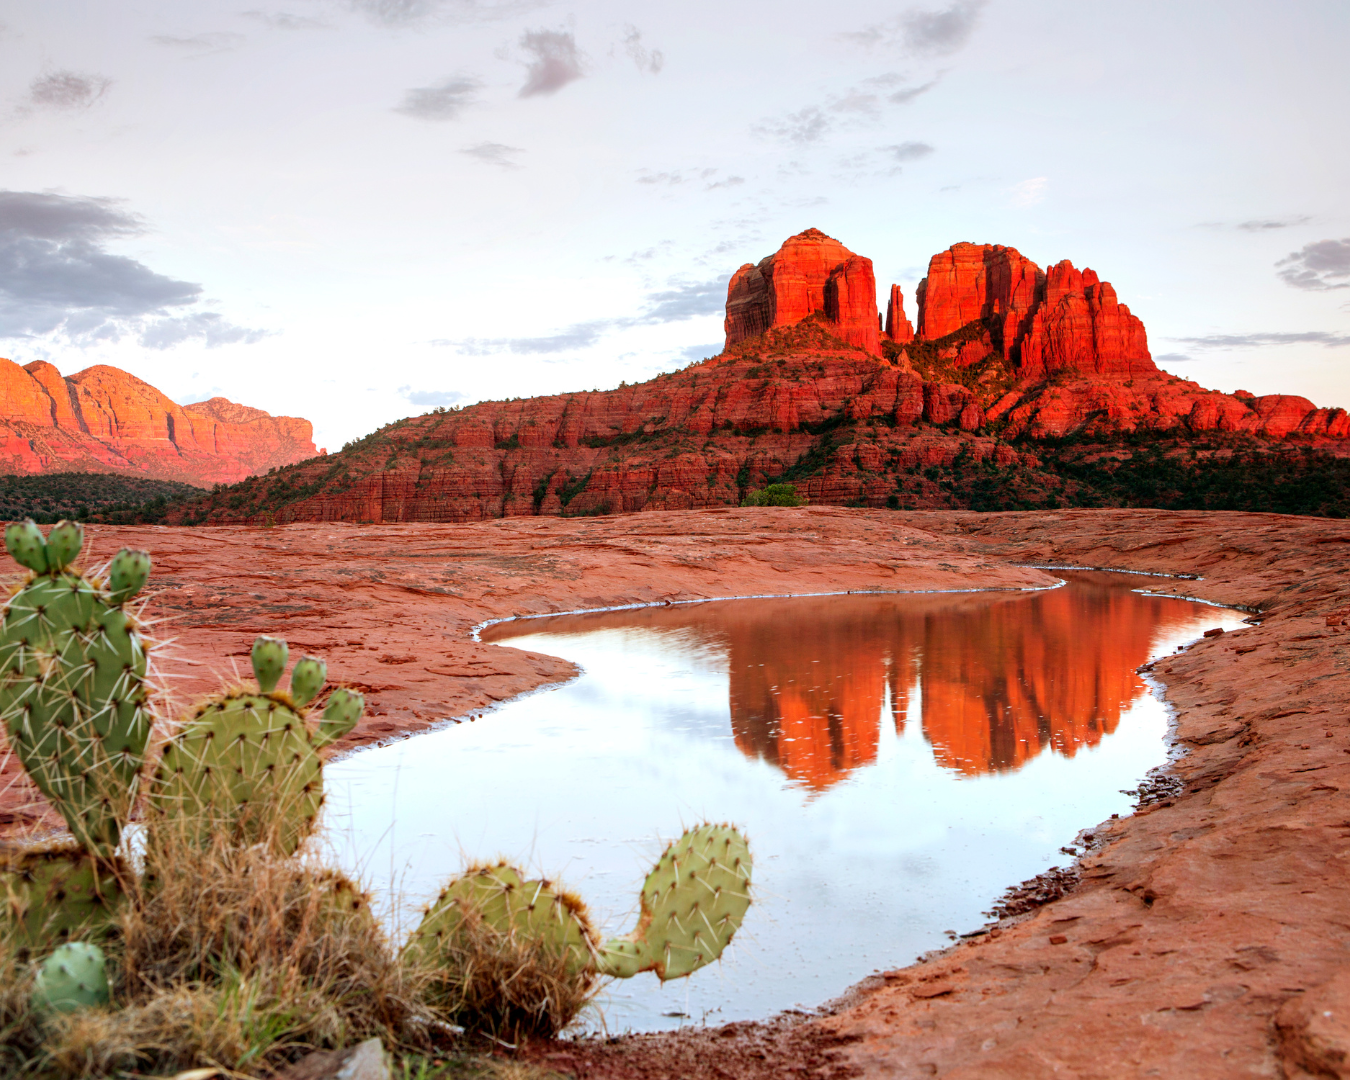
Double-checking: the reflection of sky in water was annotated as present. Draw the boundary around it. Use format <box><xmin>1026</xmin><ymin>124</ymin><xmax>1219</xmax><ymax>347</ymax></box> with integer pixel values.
<box><xmin>321</xmin><ymin>574</ymin><xmax>1248</xmax><ymax>1034</ymax></box>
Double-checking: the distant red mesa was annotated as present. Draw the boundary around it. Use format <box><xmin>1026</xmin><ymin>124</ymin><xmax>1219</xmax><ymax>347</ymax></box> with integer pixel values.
<box><xmin>0</xmin><ymin>359</ymin><xmax>318</xmax><ymax>486</ymax></box>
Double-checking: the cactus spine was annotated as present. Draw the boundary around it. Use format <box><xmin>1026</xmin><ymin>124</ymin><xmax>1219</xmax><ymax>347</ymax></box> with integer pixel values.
<box><xmin>0</xmin><ymin>520</ymin><xmax>153</xmax><ymax>855</ymax></box>
<box><xmin>149</xmin><ymin>635</ymin><xmax>363</xmax><ymax>855</ymax></box>
<box><xmin>32</xmin><ymin>941</ymin><xmax>111</xmax><ymax>1013</ymax></box>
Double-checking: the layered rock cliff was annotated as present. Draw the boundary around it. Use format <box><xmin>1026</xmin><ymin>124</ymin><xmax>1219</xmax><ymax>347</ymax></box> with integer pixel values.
<box><xmin>0</xmin><ymin>358</ymin><xmax>318</xmax><ymax>486</ymax></box>
<box><xmin>725</xmin><ymin>229</ymin><xmax>881</xmax><ymax>355</ymax></box>
<box><xmin>165</xmin><ymin>229</ymin><xmax>1350</xmax><ymax>525</ymax></box>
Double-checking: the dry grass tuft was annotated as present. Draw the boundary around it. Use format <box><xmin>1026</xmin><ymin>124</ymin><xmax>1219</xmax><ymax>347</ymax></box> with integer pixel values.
<box><xmin>421</xmin><ymin>903</ymin><xmax>598</xmax><ymax>1044</ymax></box>
<box><xmin>56</xmin><ymin>812</ymin><xmax>440</xmax><ymax>1076</ymax></box>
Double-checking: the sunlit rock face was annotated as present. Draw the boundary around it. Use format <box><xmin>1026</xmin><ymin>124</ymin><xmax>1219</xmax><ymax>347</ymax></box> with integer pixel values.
<box><xmin>724</xmin><ymin>578</ymin><xmax>1176</xmax><ymax>788</ymax></box>
<box><xmin>0</xmin><ymin>358</ymin><xmax>317</xmax><ymax>485</ymax></box>
<box><xmin>173</xmin><ymin>228</ymin><xmax>1350</xmax><ymax>524</ymax></box>
<box><xmin>724</xmin><ymin>228</ymin><xmax>881</xmax><ymax>355</ymax></box>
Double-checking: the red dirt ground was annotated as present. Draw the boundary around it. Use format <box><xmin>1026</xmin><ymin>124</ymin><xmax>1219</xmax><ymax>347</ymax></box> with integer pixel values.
<box><xmin>2</xmin><ymin>508</ymin><xmax>1347</xmax><ymax>1078</ymax></box>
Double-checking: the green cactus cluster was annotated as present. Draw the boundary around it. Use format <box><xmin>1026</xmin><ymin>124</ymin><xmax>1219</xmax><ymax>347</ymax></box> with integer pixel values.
<box><xmin>0</xmin><ymin>520</ymin><xmax>153</xmax><ymax>856</ymax></box>
<box><xmin>0</xmin><ymin>519</ymin><xmax>754</xmax><ymax>1035</ymax></box>
<box><xmin>148</xmin><ymin>636</ymin><xmax>363</xmax><ymax>855</ymax></box>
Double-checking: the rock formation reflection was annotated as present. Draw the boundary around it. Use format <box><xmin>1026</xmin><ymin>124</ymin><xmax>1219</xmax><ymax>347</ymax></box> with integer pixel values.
<box><xmin>486</xmin><ymin>572</ymin><xmax>1213</xmax><ymax>789</ymax></box>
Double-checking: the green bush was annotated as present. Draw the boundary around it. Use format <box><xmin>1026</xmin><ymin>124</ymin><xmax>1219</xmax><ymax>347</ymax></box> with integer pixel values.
<box><xmin>741</xmin><ymin>482</ymin><xmax>806</xmax><ymax>507</ymax></box>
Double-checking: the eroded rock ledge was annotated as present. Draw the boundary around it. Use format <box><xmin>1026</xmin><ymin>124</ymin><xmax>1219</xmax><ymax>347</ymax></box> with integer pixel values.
<box><xmin>1</xmin><ymin>508</ymin><xmax>1346</xmax><ymax>1078</ymax></box>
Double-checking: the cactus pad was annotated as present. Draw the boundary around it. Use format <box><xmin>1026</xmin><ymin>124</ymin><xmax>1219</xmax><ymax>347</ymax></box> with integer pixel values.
<box><xmin>5</xmin><ymin>521</ymin><xmax>48</xmax><ymax>573</ymax></box>
<box><xmin>597</xmin><ymin>823</ymin><xmax>752</xmax><ymax>981</ymax></box>
<box><xmin>107</xmin><ymin>548</ymin><xmax>150</xmax><ymax>606</ymax></box>
<box><xmin>290</xmin><ymin>656</ymin><xmax>326</xmax><ymax>708</ymax></box>
<box><xmin>251</xmin><ymin>636</ymin><xmax>288</xmax><ymax>694</ymax></box>
<box><xmin>45</xmin><ymin>521</ymin><xmax>83</xmax><ymax>573</ymax></box>
<box><xmin>32</xmin><ymin>941</ymin><xmax>110</xmax><ymax>1013</ymax></box>
<box><xmin>150</xmin><ymin>692</ymin><xmax>323</xmax><ymax>855</ymax></box>
<box><xmin>0</xmin><ymin>523</ymin><xmax>154</xmax><ymax>855</ymax></box>
<box><xmin>0</xmin><ymin>843</ymin><xmax>125</xmax><ymax>952</ymax></box>
<box><xmin>316</xmin><ymin>686</ymin><xmax>363</xmax><ymax>748</ymax></box>
<box><xmin>405</xmin><ymin>861</ymin><xmax>598</xmax><ymax>979</ymax></box>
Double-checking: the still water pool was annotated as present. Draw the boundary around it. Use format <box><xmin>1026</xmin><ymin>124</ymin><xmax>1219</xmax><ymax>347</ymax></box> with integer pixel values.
<box><xmin>320</xmin><ymin>572</ymin><xmax>1246</xmax><ymax>1033</ymax></box>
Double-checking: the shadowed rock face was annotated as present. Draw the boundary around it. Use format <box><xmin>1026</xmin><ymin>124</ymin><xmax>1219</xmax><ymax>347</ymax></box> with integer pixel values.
<box><xmin>0</xmin><ymin>358</ymin><xmax>318</xmax><ymax>485</ymax></box>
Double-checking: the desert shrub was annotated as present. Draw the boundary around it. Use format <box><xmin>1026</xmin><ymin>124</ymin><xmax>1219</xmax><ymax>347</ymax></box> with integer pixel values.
<box><xmin>741</xmin><ymin>482</ymin><xmax>806</xmax><ymax>507</ymax></box>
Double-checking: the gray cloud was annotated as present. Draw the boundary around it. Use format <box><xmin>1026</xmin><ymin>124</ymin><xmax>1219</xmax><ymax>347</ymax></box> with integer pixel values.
<box><xmin>23</xmin><ymin>71</ymin><xmax>111</xmax><ymax>111</ymax></box>
<box><xmin>433</xmin><ymin>276</ymin><xmax>727</xmax><ymax>355</ymax></box>
<box><xmin>349</xmin><ymin>0</ymin><xmax>443</xmax><ymax>24</ymax></box>
<box><xmin>1276</xmin><ymin>238</ymin><xmax>1350</xmax><ymax>291</ymax></box>
<box><xmin>888</xmin><ymin>76</ymin><xmax>940</xmax><ymax>103</ymax></box>
<box><xmin>1172</xmin><ymin>330</ymin><xmax>1350</xmax><ymax>349</ymax></box>
<box><xmin>0</xmin><ymin>190</ymin><xmax>265</xmax><ymax>347</ymax></box>
<box><xmin>842</xmin><ymin>2</ymin><xmax>986</xmax><ymax>56</ymax></box>
<box><xmin>240</xmin><ymin>10</ymin><xmax>330</xmax><ymax>29</ymax></box>
<box><xmin>902</xmin><ymin>1</ymin><xmax>987</xmax><ymax>55</ymax></box>
<box><xmin>395</xmin><ymin>76</ymin><xmax>481</xmax><ymax>121</ymax></box>
<box><xmin>518</xmin><ymin>29</ymin><xmax>584</xmax><ymax>96</ymax></box>
<box><xmin>349</xmin><ymin>0</ymin><xmax>539</xmax><ymax>26</ymax></box>
<box><xmin>753</xmin><ymin>106</ymin><xmax>831</xmax><ymax>145</ymax></box>
<box><xmin>884</xmin><ymin>141</ymin><xmax>934</xmax><ymax>161</ymax></box>
<box><xmin>636</xmin><ymin>168</ymin><xmax>742</xmax><ymax>191</ymax></box>
<box><xmin>621</xmin><ymin>26</ymin><xmax>663</xmax><ymax>74</ymax></box>
<box><xmin>1237</xmin><ymin>216</ymin><xmax>1311</xmax><ymax>231</ymax></box>
<box><xmin>459</xmin><ymin>141</ymin><xmax>523</xmax><ymax>168</ymax></box>
<box><xmin>150</xmin><ymin>32</ymin><xmax>245</xmax><ymax>51</ymax></box>
<box><xmin>438</xmin><ymin>320</ymin><xmax>608</xmax><ymax>354</ymax></box>
<box><xmin>830</xmin><ymin>90</ymin><xmax>881</xmax><ymax>116</ymax></box>
<box><xmin>642</xmin><ymin>278</ymin><xmax>727</xmax><ymax>321</ymax></box>
<box><xmin>1154</xmin><ymin>352</ymin><xmax>1194</xmax><ymax>363</ymax></box>
<box><xmin>139</xmin><ymin>312</ymin><xmax>269</xmax><ymax>349</ymax></box>
<box><xmin>677</xmin><ymin>342</ymin><xmax>722</xmax><ymax>363</ymax></box>
<box><xmin>399</xmin><ymin>385</ymin><xmax>466</xmax><ymax>406</ymax></box>
<box><xmin>855</xmin><ymin>71</ymin><xmax>941</xmax><ymax>104</ymax></box>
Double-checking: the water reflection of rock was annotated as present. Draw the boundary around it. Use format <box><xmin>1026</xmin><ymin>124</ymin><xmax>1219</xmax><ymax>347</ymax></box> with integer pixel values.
<box><xmin>724</xmin><ymin>575</ymin><xmax>1176</xmax><ymax>787</ymax></box>
<box><xmin>492</xmin><ymin>574</ymin><xmax>1200</xmax><ymax>790</ymax></box>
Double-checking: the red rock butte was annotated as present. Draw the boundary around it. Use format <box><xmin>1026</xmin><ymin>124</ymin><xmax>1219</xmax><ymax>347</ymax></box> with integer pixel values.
<box><xmin>725</xmin><ymin>228</ymin><xmax>882</xmax><ymax>355</ymax></box>
<box><xmin>168</xmin><ymin>228</ymin><xmax>1350</xmax><ymax>525</ymax></box>
<box><xmin>0</xmin><ymin>359</ymin><xmax>319</xmax><ymax>486</ymax></box>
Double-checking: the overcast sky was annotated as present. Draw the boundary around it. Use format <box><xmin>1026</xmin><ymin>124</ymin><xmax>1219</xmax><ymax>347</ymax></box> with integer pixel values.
<box><xmin>0</xmin><ymin>0</ymin><xmax>1346</xmax><ymax>451</ymax></box>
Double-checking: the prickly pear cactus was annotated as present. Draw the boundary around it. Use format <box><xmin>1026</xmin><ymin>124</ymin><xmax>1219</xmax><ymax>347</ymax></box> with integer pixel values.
<box><xmin>597</xmin><ymin>823</ymin><xmax>752</xmax><ymax>980</ymax></box>
<box><xmin>31</xmin><ymin>941</ymin><xmax>110</xmax><ymax>1013</ymax></box>
<box><xmin>0</xmin><ymin>843</ymin><xmax>126</xmax><ymax>952</ymax></box>
<box><xmin>149</xmin><ymin>636</ymin><xmax>363</xmax><ymax>855</ymax></box>
<box><xmin>405</xmin><ymin>861</ymin><xmax>599</xmax><ymax>981</ymax></box>
<box><xmin>408</xmin><ymin>823</ymin><xmax>753</xmax><ymax>994</ymax></box>
<box><xmin>0</xmin><ymin>520</ymin><xmax>153</xmax><ymax>855</ymax></box>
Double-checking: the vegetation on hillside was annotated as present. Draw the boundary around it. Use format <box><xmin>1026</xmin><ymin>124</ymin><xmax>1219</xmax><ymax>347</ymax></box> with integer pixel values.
<box><xmin>0</xmin><ymin>474</ymin><xmax>202</xmax><ymax>525</ymax></box>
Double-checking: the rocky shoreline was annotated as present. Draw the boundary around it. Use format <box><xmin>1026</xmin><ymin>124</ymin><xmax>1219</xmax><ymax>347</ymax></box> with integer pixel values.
<box><xmin>2</xmin><ymin>507</ymin><xmax>1345</xmax><ymax>1077</ymax></box>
